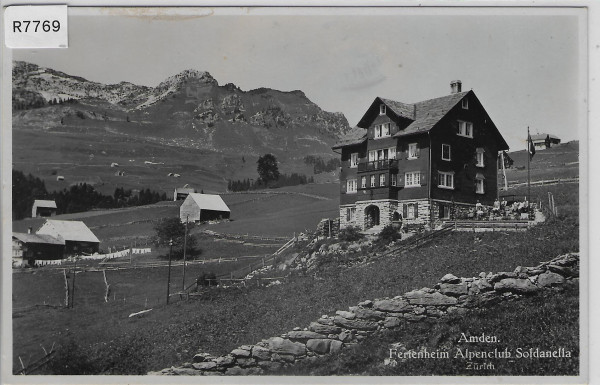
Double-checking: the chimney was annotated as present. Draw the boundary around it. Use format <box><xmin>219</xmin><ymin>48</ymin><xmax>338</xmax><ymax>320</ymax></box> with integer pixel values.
<box><xmin>450</xmin><ymin>80</ymin><xmax>462</xmax><ymax>94</ymax></box>
<box><xmin>28</xmin><ymin>227</ymin><xmax>32</xmax><ymax>234</ymax></box>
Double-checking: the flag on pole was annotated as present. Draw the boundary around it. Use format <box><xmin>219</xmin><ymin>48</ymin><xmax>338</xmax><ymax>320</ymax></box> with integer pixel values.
<box><xmin>527</xmin><ymin>133</ymin><xmax>536</xmax><ymax>160</ymax></box>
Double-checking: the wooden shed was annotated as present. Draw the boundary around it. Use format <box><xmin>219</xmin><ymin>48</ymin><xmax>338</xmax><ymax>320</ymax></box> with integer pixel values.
<box><xmin>180</xmin><ymin>193</ymin><xmax>231</xmax><ymax>223</ymax></box>
<box><xmin>36</xmin><ymin>219</ymin><xmax>100</xmax><ymax>257</ymax></box>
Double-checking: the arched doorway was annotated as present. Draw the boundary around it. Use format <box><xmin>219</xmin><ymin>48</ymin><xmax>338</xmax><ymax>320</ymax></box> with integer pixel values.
<box><xmin>364</xmin><ymin>205</ymin><xmax>380</xmax><ymax>229</ymax></box>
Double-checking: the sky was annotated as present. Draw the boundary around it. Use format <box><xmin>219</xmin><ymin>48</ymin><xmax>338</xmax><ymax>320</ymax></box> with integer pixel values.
<box><xmin>12</xmin><ymin>7</ymin><xmax>585</xmax><ymax>151</ymax></box>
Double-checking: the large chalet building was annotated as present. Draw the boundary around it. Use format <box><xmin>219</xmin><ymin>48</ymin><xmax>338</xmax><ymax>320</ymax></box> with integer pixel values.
<box><xmin>333</xmin><ymin>81</ymin><xmax>509</xmax><ymax>231</ymax></box>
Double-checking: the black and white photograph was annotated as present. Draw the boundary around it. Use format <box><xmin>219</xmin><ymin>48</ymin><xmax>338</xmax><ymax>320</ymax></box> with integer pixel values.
<box><xmin>1</xmin><ymin>3</ymin><xmax>591</xmax><ymax>382</ymax></box>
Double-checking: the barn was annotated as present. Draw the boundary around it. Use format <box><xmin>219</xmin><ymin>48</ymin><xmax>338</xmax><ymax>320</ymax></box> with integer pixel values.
<box><xmin>36</xmin><ymin>219</ymin><xmax>100</xmax><ymax>257</ymax></box>
<box><xmin>180</xmin><ymin>193</ymin><xmax>231</xmax><ymax>223</ymax></box>
<box><xmin>12</xmin><ymin>232</ymin><xmax>65</xmax><ymax>267</ymax></box>
<box><xmin>31</xmin><ymin>199</ymin><xmax>57</xmax><ymax>218</ymax></box>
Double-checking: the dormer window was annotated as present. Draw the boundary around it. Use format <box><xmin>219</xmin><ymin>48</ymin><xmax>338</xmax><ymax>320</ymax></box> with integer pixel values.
<box><xmin>462</xmin><ymin>98</ymin><xmax>469</xmax><ymax>109</ymax></box>
<box><xmin>374</xmin><ymin>123</ymin><xmax>391</xmax><ymax>139</ymax></box>
<box><xmin>380</xmin><ymin>104</ymin><xmax>386</xmax><ymax>115</ymax></box>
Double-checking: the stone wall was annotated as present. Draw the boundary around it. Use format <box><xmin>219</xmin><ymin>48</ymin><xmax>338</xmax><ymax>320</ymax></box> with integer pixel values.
<box><xmin>151</xmin><ymin>252</ymin><xmax>579</xmax><ymax>376</ymax></box>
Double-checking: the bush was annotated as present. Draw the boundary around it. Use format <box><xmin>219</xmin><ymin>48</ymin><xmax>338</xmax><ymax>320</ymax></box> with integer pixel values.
<box><xmin>196</xmin><ymin>272</ymin><xmax>218</xmax><ymax>287</ymax></box>
<box><xmin>338</xmin><ymin>226</ymin><xmax>364</xmax><ymax>242</ymax></box>
<box><xmin>378</xmin><ymin>224</ymin><xmax>402</xmax><ymax>243</ymax></box>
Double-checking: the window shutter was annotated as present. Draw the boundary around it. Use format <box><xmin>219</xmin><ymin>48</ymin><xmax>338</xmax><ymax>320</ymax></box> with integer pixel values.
<box><xmin>420</xmin><ymin>172</ymin><xmax>427</xmax><ymax>186</ymax></box>
<box><xmin>414</xmin><ymin>202</ymin><xmax>419</xmax><ymax>217</ymax></box>
<box><xmin>403</xmin><ymin>204</ymin><xmax>407</xmax><ymax>218</ymax></box>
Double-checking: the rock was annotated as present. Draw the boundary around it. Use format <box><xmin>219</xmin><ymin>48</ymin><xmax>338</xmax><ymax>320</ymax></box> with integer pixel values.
<box><xmin>214</xmin><ymin>355</ymin><xmax>235</xmax><ymax>367</ymax></box>
<box><xmin>236</xmin><ymin>357</ymin><xmax>257</xmax><ymax>368</ymax></box>
<box><xmin>353</xmin><ymin>307</ymin><xmax>386</xmax><ymax>320</ymax></box>
<box><xmin>251</xmin><ymin>346</ymin><xmax>271</xmax><ymax>361</ymax></box>
<box><xmin>317</xmin><ymin>317</ymin><xmax>334</xmax><ymax>326</ymax></box>
<box><xmin>193</xmin><ymin>353</ymin><xmax>214</xmax><ymax>363</ymax></box>
<box><xmin>402</xmin><ymin>313</ymin><xmax>426</xmax><ymax>322</ymax></box>
<box><xmin>373</xmin><ymin>298</ymin><xmax>412</xmax><ymax>312</ymax></box>
<box><xmin>171</xmin><ymin>367</ymin><xmax>204</xmax><ymax>375</ymax></box>
<box><xmin>479</xmin><ymin>272</ymin><xmax>487</xmax><ymax>278</ymax></box>
<box><xmin>536</xmin><ymin>271</ymin><xmax>566</xmax><ymax>287</ymax></box>
<box><xmin>293</xmin><ymin>327</ymin><xmax>302</xmax><ymax>331</ymax></box>
<box><xmin>306</xmin><ymin>339</ymin><xmax>333</xmax><ymax>354</ymax></box>
<box><xmin>425</xmin><ymin>307</ymin><xmax>445</xmax><ymax>317</ymax></box>
<box><xmin>324</xmin><ymin>341</ymin><xmax>340</xmax><ymax>355</ymax></box>
<box><xmin>309</xmin><ymin>322</ymin><xmax>342</xmax><ymax>334</ymax></box>
<box><xmin>439</xmin><ymin>282</ymin><xmax>469</xmax><ymax>297</ymax></box>
<box><xmin>336</xmin><ymin>310</ymin><xmax>356</xmax><ymax>319</ymax></box>
<box><xmin>404</xmin><ymin>290</ymin><xmax>458</xmax><ymax>306</ymax></box>
<box><xmin>268</xmin><ymin>337</ymin><xmax>307</xmax><ymax>356</ymax></box>
<box><xmin>338</xmin><ymin>330</ymin><xmax>354</xmax><ymax>342</ymax></box>
<box><xmin>225</xmin><ymin>366</ymin><xmax>262</xmax><ymax>375</ymax></box>
<box><xmin>463</xmin><ymin>291</ymin><xmax>502</xmax><ymax>308</ymax></box>
<box><xmin>383</xmin><ymin>316</ymin><xmax>401</xmax><ymax>328</ymax></box>
<box><xmin>488</xmin><ymin>272</ymin><xmax>518</xmax><ymax>283</ymax></box>
<box><xmin>358</xmin><ymin>300</ymin><xmax>373</xmax><ymax>307</ymax></box>
<box><xmin>494</xmin><ymin>278</ymin><xmax>539</xmax><ymax>294</ymax></box>
<box><xmin>231</xmin><ymin>348</ymin><xmax>251</xmax><ymax>358</ymax></box>
<box><xmin>413</xmin><ymin>306</ymin><xmax>426</xmax><ymax>315</ymax></box>
<box><xmin>334</xmin><ymin>315</ymin><xmax>378</xmax><ymax>331</ymax></box>
<box><xmin>271</xmin><ymin>353</ymin><xmax>296</xmax><ymax>363</ymax></box>
<box><xmin>287</xmin><ymin>330</ymin><xmax>327</xmax><ymax>340</ymax></box>
<box><xmin>446</xmin><ymin>306</ymin><xmax>468</xmax><ymax>316</ymax></box>
<box><xmin>472</xmin><ymin>278</ymin><xmax>493</xmax><ymax>292</ymax></box>
<box><xmin>192</xmin><ymin>361</ymin><xmax>217</xmax><ymax>371</ymax></box>
<box><xmin>548</xmin><ymin>264</ymin><xmax>577</xmax><ymax>278</ymax></box>
<box><xmin>440</xmin><ymin>273</ymin><xmax>461</xmax><ymax>284</ymax></box>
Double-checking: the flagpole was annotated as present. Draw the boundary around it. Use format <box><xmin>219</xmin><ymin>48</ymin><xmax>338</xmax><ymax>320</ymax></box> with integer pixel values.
<box><xmin>527</xmin><ymin>126</ymin><xmax>531</xmax><ymax>203</ymax></box>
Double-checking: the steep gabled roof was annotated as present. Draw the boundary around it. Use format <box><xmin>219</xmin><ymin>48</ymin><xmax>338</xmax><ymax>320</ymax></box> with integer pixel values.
<box><xmin>36</xmin><ymin>220</ymin><xmax>100</xmax><ymax>243</ymax></box>
<box><xmin>12</xmin><ymin>232</ymin><xmax>65</xmax><ymax>245</ymax></box>
<box><xmin>379</xmin><ymin>98</ymin><xmax>415</xmax><ymax>120</ymax></box>
<box><xmin>531</xmin><ymin>133</ymin><xmax>560</xmax><ymax>141</ymax></box>
<box><xmin>332</xmin><ymin>126</ymin><xmax>367</xmax><ymax>149</ymax></box>
<box><xmin>393</xmin><ymin>91</ymin><xmax>470</xmax><ymax>137</ymax></box>
<box><xmin>186</xmin><ymin>193</ymin><xmax>230</xmax><ymax>212</ymax></box>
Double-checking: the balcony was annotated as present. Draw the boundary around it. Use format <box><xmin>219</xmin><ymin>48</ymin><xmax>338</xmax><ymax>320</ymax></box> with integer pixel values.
<box><xmin>357</xmin><ymin>159</ymin><xmax>398</xmax><ymax>173</ymax></box>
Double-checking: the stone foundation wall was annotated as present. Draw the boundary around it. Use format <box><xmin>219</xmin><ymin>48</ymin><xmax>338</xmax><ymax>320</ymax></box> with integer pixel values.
<box><xmin>151</xmin><ymin>252</ymin><xmax>579</xmax><ymax>376</ymax></box>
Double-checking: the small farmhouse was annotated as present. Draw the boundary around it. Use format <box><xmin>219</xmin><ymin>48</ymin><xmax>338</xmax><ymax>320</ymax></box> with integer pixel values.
<box><xmin>174</xmin><ymin>186</ymin><xmax>196</xmax><ymax>201</ymax></box>
<box><xmin>36</xmin><ymin>219</ymin><xmax>100</xmax><ymax>257</ymax></box>
<box><xmin>333</xmin><ymin>80</ymin><xmax>509</xmax><ymax>231</ymax></box>
<box><xmin>12</xmin><ymin>232</ymin><xmax>65</xmax><ymax>267</ymax></box>
<box><xmin>531</xmin><ymin>134</ymin><xmax>561</xmax><ymax>150</ymax></box>
<box><xmin>180</xmin><ymin>193</ymin><xmax>231</xmax><ymax>223</ymax></box>
<box><xmin>31</xmin><ymin>199</ymin><xmax>57</xmax><ymax>218</ymax></box>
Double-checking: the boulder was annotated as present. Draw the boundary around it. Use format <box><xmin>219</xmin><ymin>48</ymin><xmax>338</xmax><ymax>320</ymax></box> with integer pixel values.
<box><xmin>330</xmin><ymin>340</ymin><xmax>343</xmax><ymax>353</ymax></box>
<box><xmin>402</xmin><ymin>313</ymin><xmax>426</xmax><ymax>322</ymax></box>
<box><xmin>440</xmin><ymin>273</ymin><xmax>461</xmax><ymax>284</ymax></box>
<box><xmin>317</xmin><ymin>317</ymin><xmax>335</xmax><ymax>326</ymax></box>
<box><xmin>353</xmin><ymin>307</ymin><xmax>386</xmax><ymax>320</ymax></box>
<box><xmin>358</xmin><ymin>300</ymin><xmax>373</xmax><ymax>307</ymax></box>
<box><xmin>231</xmin><ymin>348</ymin><xmax>251</xmax><ymax>358</ymax></box>
<box><xmin>334</xmin><ymin>315</ymin><xmax>378</xmax><ymax>331</ymax></box>
<box><xmin>192</xmin><ymin>361</ymin><xmax>217</xmax><ymax>371</ymax></box>
<box><xmin>536</xmin><ymin>271</ymin><xmax>566</xmax><ymax>287</ymax></box>
<box><xmin>225</xmin><ymin>366</ymin><xmax>262</xmax><ymax>375</ymax></box>
<box><xmin>494</xmin><ymin>278</ymin><xmax>539</xmax><ymax>294</ymax></box>
<box><xmin>257</xmin><ymin>361</ymin><xmax>283</xmax><ymax>371</ymax></box>
<box><xmin>214</xmin><ymin>355</ymin><xmax>235</xmax><ymax>367</ymax></box>
<box><xmin>336</xmin><ymin>310</ymin><xmax>356</xmax><ymax>319</ymax></box>
<box><xmin>373</xmin><ymin>298</ymin><xmax>412</xmax><ymax>313</ymax></box>
<box><xmin>193</xmin><ymin>352</ymin><xmax>215</xmax><ymax>363</ymax></box>
<box><xmin>438</xmin><ymin>282</ymin><xmax>469</xmax><ymax>297</ymax></box>
<box><xmin>548</xmin><ymin>264</ymin><xmax>577</xmax><ymax>278</ymax></box>
<box><xmin>404</xmin><ymin>290</ymin><xmax>458</xmax><ymax>306</ymax></box>
<box><xmin>268</xmin><ymin>337</ymin><xmax>307</xmax><ymax>356</ymax></box>
<box><xmin>251</xmin><ymin>346</ymin><xmax>271</xmax><ymax>361</ymax></box>
<box><xmin>236</xmin><ymin>357</ymin><xmax>257</xmax><ymax>368</ymax></box>
<box><xmin>488</xmin><ymin>272</ymin><xmax>518</xmax><ymax>283</ymax></box>
<box><xmin>306</xmin><ymin>339</ymin><xmax>332</xmax><ymax>354</ymax></box>
<box><xmin>309</xmin><ymin>322</ymin><xmax>341</xmax><ymax>334</ymax></box>
<box><xmin>383</xmin><ymin>316</ymin><xmax>401</xmax><ymax>328</ymax></box>
<box><xmin>338</xmin><ymin>330</ymin><xmax>354</xmax><ymax>342</ymax></box>
<box><xmin>287</xmin><ymin>330</ymin><xmax>327</xmax><ymax>340</ymax></box>
<box><xmin>271</xmin><ymin>353</ymin><xmax>296</xmax><ymax>363</ymax></box>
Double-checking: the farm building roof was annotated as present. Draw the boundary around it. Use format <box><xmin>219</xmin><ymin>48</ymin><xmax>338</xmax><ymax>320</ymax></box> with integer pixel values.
<box><xmin>185</xmin><ymin>193</ymin><xmax>231</xmax><ymax>212</ymax></box>
<box><xmin>530</xmin><ymin>134</ymin><xmax>560</xmax><ymax>141</ymax></box>
<box><xmin>12</xmin><ymin>232</ymin><xmax>65</xmax><ymax>245</ymax></box>
<box><xmin>32</xmin><ymin>200</ymin><xmax>57</xmax><ymax>209</ymax></box>
<box><xmin>332</xmin><ymin>126</ymin><xmax>367</xmax><ymax>149</ymax></box>
<box><xmin>36</xmin><ymin>220</ymin><xmax>100</xmax><ymax>243</ymax></box>
<box><xmin>175</xmin><ymin>187</ymin><xmax>196</xmax><ymax>194</ymax></box>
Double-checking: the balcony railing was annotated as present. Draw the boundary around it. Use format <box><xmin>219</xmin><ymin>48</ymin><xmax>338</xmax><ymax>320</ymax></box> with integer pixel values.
<box><xmin>357</xmin><ymin>159</ymin><xmax>398</xmax><ymax>172</ymax></box>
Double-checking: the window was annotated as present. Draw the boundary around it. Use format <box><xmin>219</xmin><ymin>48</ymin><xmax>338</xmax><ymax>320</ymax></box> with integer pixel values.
<box><xmin>374</xmin><ymin>123</ymin><xmax>391</xmax><ymax>139</ymax></box>
<box><xmin>350</xmin><ymin>153</ymin><xmax>359</xmax><ymax>168</ymax></box>
<box><xmin>379</xmin><ymin>173</ymin><xmax>386</xmax><ymax>186</ymax></box>
<box><xmin>457</xmin><ymin>121</ymin><xmax>473</xmax><ymax>138</ymax></box>
<box><xmin>370</xmin><ymin>175</ymin><xmax>376</xmax><ymax>187</ymax></box>
<box><xmin>380</xmin><ymin>104</ymin><xmax>386</xmax><ymax>115</ymax></box>
<box><xmin>346</xmin><ymin>179</ymin><xmax>357</xmax><ymax>193</ymax></box>
<box><xmin>388</xmin><ymin>147</ymin><xmax>397</xmax><ymax>159</ymax></box>
<box><xmin>368</xmin><ymin>150</ymin><xmax>376</xmax><ymax>162</ymax></box>
<box><xmin>462</xmin><ymin>98</ymin><xmax>469</xmax><ymax>109</ymax></box>
<box><xmin>476</xmin><ymin>148</ymin><xmax>485</xmax><ymax>167</ymax></box>
<box><xmin>476</xmin><ymin>177</ymin><xmax>485</xmax><ymax>194</ymax></box>
<box><xmin>408</xmin><ymin>143</ymin><xmax>419</xmax><ymax>159</ymax></box>
<box><xmin>391</xmin><ymin>174</ymin><xmax>397</xmax><ymax>186</ymax></box>
<box><xmin>404</xmin><ymin>203</ymin><xmax>418</xmax><ymax>219</ymax></box>
<box><xmin>346</xmin><ymin>207</ymin><xmax>356</xmax><ymax>221</ymax></box>
<box><xmin>405</xmin><ymin>171</ymin><xmax>421</xmax><ymax>187</ymax></box>
<box><xmin>442</xmin><ymin>144</ymin><xmax>451</xmax><ymax>161</ymax></box>
<box><xmin>439</xmin><ymin>203</ymin><xmax>451</xmax><ymax>219</ymax></box>
<box><xmin>438</xmin><ymin>171</ymin><xmax>454</xmax><ymax>189</ymax></box>
<box><xmin>361</xmin><ymin>176</ymin><xmax>367</xmax><ymax>189</ymax></box>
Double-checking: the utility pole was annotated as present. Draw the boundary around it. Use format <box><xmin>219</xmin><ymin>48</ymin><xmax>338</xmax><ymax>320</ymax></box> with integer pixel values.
<box><xmin>71</xmin><ymin>257</ymin><xmax>78</xmax><ymax>309</ymax></box>
<box><xmin>166</xmin><ymin>239</ymin><xmax>173</xmax><ymax>305</ymax></box>
<box><xmin>527</xmin><ymin>126</ymin><xmax>531</xmax><ymax>203</ymax></box>
<box><xmin>182</xmin><ymin>215</ymin><xmax>189</xmax><ymax>291</ymax></box>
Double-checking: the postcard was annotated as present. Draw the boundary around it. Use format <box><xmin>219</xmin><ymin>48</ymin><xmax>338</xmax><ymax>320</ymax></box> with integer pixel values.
<box><xmin>1</xmin><ymin>3</ymin><xmax>591</xmax><ymax>384</ymax></box>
